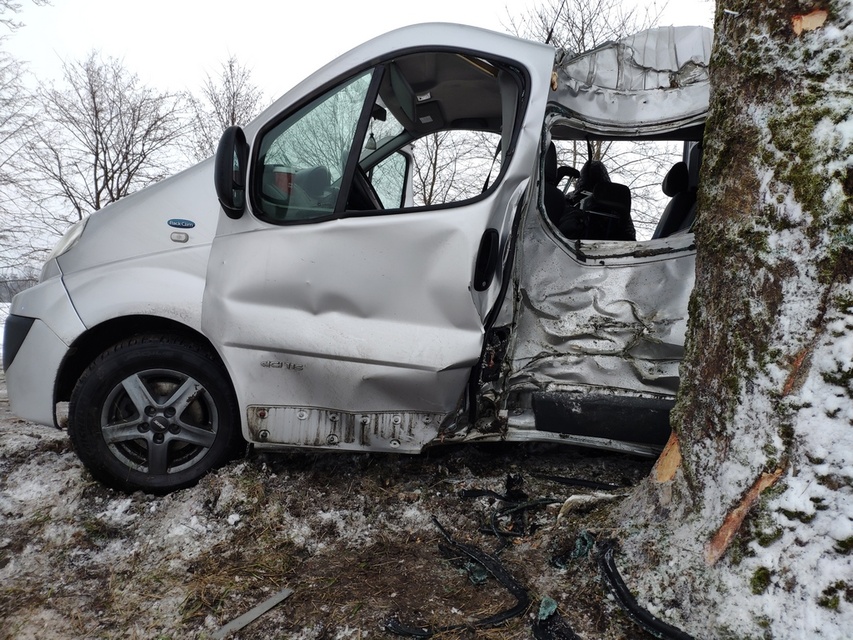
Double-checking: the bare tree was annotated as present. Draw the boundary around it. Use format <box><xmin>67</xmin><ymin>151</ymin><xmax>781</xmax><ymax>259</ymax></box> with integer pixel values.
<box><xmin>506</xmin><ymin>0</ymin><xmax>663</xmax><ymax>53</ymax></box>
<box><xmin>0</xmin><ymin>49</ymin><xmax>36</xmax><ymax>266</ymax></box>
<box><xmin>412</xmin><ymin>131</ymin><xmax>500</xmax><ymax>207</ymax></box>
<box><xmin>614</xmin><ymin>3</ymin><xmax>853</xmax><ymax>638</ymax></box>
<box><xmin>0</xmin><ymin>0</ymin><xmax>50</xmax><ymax>274</ymax></box>
<box><xmin>24</xmin><ymin>52</ymin><xmax>187</xmax><ymax>223</ymax></box>
<box><xmin>0</xmin><ymin>264</ymin><xmax>38</xmax><ymax>301</ymax></box>
<box><xmin>185</xmin><ymin>55</ymin><xmax>265</xmax><ymax>162</ymax></box>
<box><xmin>0</xmin><ymin>0</ymin><xmax>49</xmax><ymax>32</ymax></box>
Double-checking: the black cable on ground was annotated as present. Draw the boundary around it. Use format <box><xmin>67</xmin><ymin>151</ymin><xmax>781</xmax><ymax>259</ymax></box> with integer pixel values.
<box><xmin>484</xmin><ymin>498</ymin><xmax>563</xmax><ymax>553</ymax></box>
<box><xmin>598</xmin><ymin>543</ymin><xmax>696</xmax><ymax>640</ymax></box>
<box><xmin>533</xmin><ymin>473</ymin><xmax>625</xmax><ymax>491</ymax></box>
<box><xmin>385</xmin><ymin>517</ymin><xmax>530</xmax><ymax>637</ymax></box>
<box><xmin>460</xmin><ymin>484</ymin><xmax>562</xmax><ymax>553</ymax></box>
<box><xmin>458</xmin><ymin>488</ymin><xmax>511</xmax><ymax>501</ymax></box>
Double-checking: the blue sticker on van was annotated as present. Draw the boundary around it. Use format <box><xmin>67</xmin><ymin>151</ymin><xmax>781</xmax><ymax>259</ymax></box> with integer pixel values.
<box><xmin>168</xmin><ymin>219</ymin><xmax>195</xmax><ymax>229</ymax></box>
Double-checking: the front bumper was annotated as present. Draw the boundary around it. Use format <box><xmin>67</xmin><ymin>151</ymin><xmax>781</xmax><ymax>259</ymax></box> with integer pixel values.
<box><xmin>5</xmin><ymin>319</ymin><xmax>71</xmax><ymax>427</ymax></box>
<box><xmin>2</xmin><ymin>314</ymin><xmax>36</xmax><ymax>371</ymax></box>
<box><xmin>5</xmin><ymin>278</ymin><xmax>86</xmax><ymax>428</ymax></box>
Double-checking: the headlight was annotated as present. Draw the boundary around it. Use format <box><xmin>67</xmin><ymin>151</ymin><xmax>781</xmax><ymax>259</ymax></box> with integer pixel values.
<box><xmin>39</xmin><ymin>218</ymin><xmax>89</xmax><ymax>281</ymax></box>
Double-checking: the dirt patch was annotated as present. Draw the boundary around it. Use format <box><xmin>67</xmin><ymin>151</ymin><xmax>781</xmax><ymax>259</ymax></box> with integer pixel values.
<box><xmin>1</xmin><ymin>371</ymin><xmax>656</xmax><ymax>639</ymax></box>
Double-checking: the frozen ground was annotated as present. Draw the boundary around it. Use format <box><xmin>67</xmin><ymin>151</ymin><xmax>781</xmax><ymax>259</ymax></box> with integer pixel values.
<box><xmin>0</xmin><ymin>365</ymin><xmax>657</xmax><ymax>639</ymax></box>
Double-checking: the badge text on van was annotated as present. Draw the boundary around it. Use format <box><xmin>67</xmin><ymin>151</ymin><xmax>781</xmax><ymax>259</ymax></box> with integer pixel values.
<box><xmin>167</xmin><ymin>218</ymin><xmax>196</xmax><ymax>229</ymax></box>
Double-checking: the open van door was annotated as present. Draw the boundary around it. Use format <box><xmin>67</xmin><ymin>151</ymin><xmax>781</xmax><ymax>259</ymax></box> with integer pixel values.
<box><xmin>202</xmin><ymin>24</ymin><xmax>556</xmax><ymax>452</ymax></box>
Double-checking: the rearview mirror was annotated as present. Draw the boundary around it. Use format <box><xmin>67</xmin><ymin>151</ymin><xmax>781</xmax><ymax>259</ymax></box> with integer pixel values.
<box><xmin>214</xmin><ymin>126</ymin><xmax>249</xmax><ymax>219</ymax></box>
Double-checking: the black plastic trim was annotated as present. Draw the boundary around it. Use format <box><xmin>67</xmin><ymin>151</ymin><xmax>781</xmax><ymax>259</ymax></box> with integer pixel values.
<box><xmin>532</xmin><ymin>392</ymin><xmax>673</xmax><ymax>446</ymax></box>
<box><xmin>2</xmin><ymin>314</ymin><xmax>35</xmax><ymax>371</ymax></box>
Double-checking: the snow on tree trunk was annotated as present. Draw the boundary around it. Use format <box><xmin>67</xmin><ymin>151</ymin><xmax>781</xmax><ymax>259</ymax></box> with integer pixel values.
<box><xmin>616</xmin><ymin>2</ymin><xmax>853</xmax><ymax>637</ymax></box>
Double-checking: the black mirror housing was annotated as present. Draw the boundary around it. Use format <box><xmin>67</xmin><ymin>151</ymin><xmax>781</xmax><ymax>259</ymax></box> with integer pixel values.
<box><xmin>214</xmin><ymin>126</ymin><xmax>249</xmax><ymax>219</ymax></box>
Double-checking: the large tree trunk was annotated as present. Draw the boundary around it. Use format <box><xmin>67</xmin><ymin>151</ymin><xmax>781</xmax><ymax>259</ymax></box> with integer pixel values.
<box><xmin>616</xmin><ymin>2</ymin><xmax>853</xmax><ymax>637</ymax></box>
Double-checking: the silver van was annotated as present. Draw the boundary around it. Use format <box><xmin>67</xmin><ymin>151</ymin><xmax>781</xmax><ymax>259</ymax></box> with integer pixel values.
<box><xmin>3</xmin><ymin>23</ymin><xmax>712</xmax><ymax>492</ymax></box>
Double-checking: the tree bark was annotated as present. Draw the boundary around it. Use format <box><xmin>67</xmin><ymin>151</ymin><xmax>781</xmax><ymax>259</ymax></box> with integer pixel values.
<box><xmin>616</xmin><ymin>1</ymin><xmax>853</xmax><ymax>637</ymax></box>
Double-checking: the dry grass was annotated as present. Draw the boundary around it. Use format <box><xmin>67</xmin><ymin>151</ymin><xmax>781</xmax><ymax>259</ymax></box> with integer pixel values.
<box><xmin>1</xmin><ymin>384</ymin><xmax>657</xmax><ymax>640</ymax></box>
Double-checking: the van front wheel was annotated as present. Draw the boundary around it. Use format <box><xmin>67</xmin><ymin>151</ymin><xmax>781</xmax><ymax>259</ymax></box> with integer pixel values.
<box><xmin>68</xmin><ymin>335</ymin><xmax>243</xmax><ymax>493</ymax></box>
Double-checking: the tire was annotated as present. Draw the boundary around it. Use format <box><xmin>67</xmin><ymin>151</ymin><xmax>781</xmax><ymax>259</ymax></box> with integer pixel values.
<box><xmin>68</xmin><ymin>334</ymin><xmax>243</xmax><ymax>493</ymax></box>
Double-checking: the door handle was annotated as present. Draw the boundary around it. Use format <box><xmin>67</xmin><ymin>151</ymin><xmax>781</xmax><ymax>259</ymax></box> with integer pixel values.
<box><xmin>473</xmin><ymin>228</ymin><xmax>500</xmax><ymax>292</ymax></box>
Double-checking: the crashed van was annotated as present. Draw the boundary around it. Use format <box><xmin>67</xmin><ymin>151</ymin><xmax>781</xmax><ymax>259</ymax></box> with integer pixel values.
<box><xmin>3</xmin><ymin>23</ymin><xmax>712</xmax><ymax>492</ymax></box>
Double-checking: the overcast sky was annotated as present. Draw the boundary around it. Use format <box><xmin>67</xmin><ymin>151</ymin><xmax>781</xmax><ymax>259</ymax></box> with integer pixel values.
<box><xmin>6</xmin><ymin>0</ymin><xmax>715</xmax><ymax>100</ymax></box>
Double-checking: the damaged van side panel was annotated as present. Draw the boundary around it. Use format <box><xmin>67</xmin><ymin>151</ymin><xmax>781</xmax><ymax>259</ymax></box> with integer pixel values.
<box><xmin>507</xmin><ymin>227</ymin><xmax>694</xmax><ymax>398</ymax></box>
<box><xmin>500</xmin><ymin>141</ymin><xmax>696</xmax><ymax>446</ymax></box>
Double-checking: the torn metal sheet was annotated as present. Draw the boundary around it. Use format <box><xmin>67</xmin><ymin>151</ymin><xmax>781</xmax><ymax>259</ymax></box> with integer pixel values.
<box><xmin>505</xmin><ymin>200</ymin><xmax>695</xmax><ymax>407</ymax></box>
<box><xmin>551</xmin><ymin>26</ymin><xmax>713</xmax><ymax>135</ymax></box>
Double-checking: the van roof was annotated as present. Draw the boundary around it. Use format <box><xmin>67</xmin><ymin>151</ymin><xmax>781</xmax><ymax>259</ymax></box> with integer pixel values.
<box><xmin>549</xmin><ymin>26</ymin><xmax>713</xmax><ymax>140</ymax></box>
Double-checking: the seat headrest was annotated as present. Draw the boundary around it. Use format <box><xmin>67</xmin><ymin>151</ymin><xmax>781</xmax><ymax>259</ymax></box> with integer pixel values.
<box><xmin>545</xmin><ymin>142</ymin><xmax>558</xmax><ymax>185</ymax></box>
<box><xmin>590</xmin><ymin>182</ymin><xmax>631</xmax><ymax>216</ymax></box>
<box><xmin>576</xmin><ymin>160</ymin><xmax>611</xmax><ymax>193</ymax></box>
<box><xmin>662</xmin><ymin>162</ymin><xmax>689</xmax><ymax>197</ymax></box>
<box><xmin>295</xmin><ymin>166</ymin><xmax>331</xmax><ymax>197</ymax></box>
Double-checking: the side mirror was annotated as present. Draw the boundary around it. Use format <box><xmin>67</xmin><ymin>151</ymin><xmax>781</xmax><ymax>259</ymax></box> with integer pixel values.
<box><xmin>214</xmin><ymin>126</ymin><xmax>249</xmax><ymax>219</ymax></box>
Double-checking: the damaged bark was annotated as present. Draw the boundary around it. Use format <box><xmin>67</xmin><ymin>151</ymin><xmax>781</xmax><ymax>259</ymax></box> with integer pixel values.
<box><xmin>704</xmin><ymin>467</ymin><xmax>785</xmax><ymax>566</ymax></box>
<box><xmin>615</xmin><ymin>1</ymin><xmax>853</xmax><ymax>637</ymax></box>
<box><xmin>791</xmin><ymin>9</ymin><xmax>829</xmax><ymax>35</ymax></box>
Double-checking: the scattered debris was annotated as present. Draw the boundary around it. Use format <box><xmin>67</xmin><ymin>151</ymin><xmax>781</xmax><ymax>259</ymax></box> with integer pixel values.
<box><xmin>461</xmin><ymin>474</ymin><xmax>561</xmax><ymax>552</ymax></box>
<box><xmin>532</xmin><ymin>596</ymin><xmax>582</xmax><ymax>639</ymax></box>
<box><xmin>211</xmin><ymin>587</ymin><xmax>294</xmax><ymax>639</ymax></box>
<box><xmin>538</xmin><ymin>596</ymin><xmax>558</xmax><ymax>619</ymax></box>
<box><xmin>1</xmin><ymin>376</ymin><xmax>656</xmax><ymax>640</ymax></box>
<box><xmin>386</xmin><ymin>517</ymin><xmax>530</xmax><ymax>637</ymax></box>
<box><xmin>557</xmin><ymin>492</ymin><xmax>624</xmax><ymax>521</ymax></box>
<box><xmin>533</xmin><ymin>473</ymin><xmax>625</xmax><ymax>491</ymax></box>
<box><xmin>551</xmin><ymin>531</ymin><xmax>597</xmax><ymax>568</ymax></box>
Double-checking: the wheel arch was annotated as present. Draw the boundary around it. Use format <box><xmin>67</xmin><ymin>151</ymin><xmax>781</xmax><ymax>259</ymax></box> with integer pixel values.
<box><xmin>56</xmin><ymin>315</ymin><xmax>228</xmax><ymax>404</ymax></box>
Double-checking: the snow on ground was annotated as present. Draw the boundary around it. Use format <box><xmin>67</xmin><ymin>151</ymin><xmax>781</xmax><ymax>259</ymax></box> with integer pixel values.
<box><xmin>0</xmin><ymin>368</ymin><xmax>655</xmax><ymax>639</ymax></box>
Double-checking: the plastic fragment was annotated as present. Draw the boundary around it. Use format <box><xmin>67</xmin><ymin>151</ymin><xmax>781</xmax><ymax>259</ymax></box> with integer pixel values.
<box><xmin>532</xmin><ymin>604</ymin><xmax>582</xmax><ymax>640</ymax></box>
<box><xmin>211</xmin><ymin>587</ymin><xmax>294</xmax><ymax>639</ymax></box>
<box><xmin>571</xmin><ymin>531</ymin><xmax>596</xmax><ymax>559</ymax></box>
<box><xmin>550</xmin><ymin>531</ymin><xmax>596</xmax><ymax>568</ymax></box>
<box><xmin>538</xmin><ymin>596</ymin><xmax>559</xmax><ymax>620</ymax></box>
<box><xmin>463</xmin><ymin>560</ymin><xmax>490</xmax><ymax>585</ymax></box>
